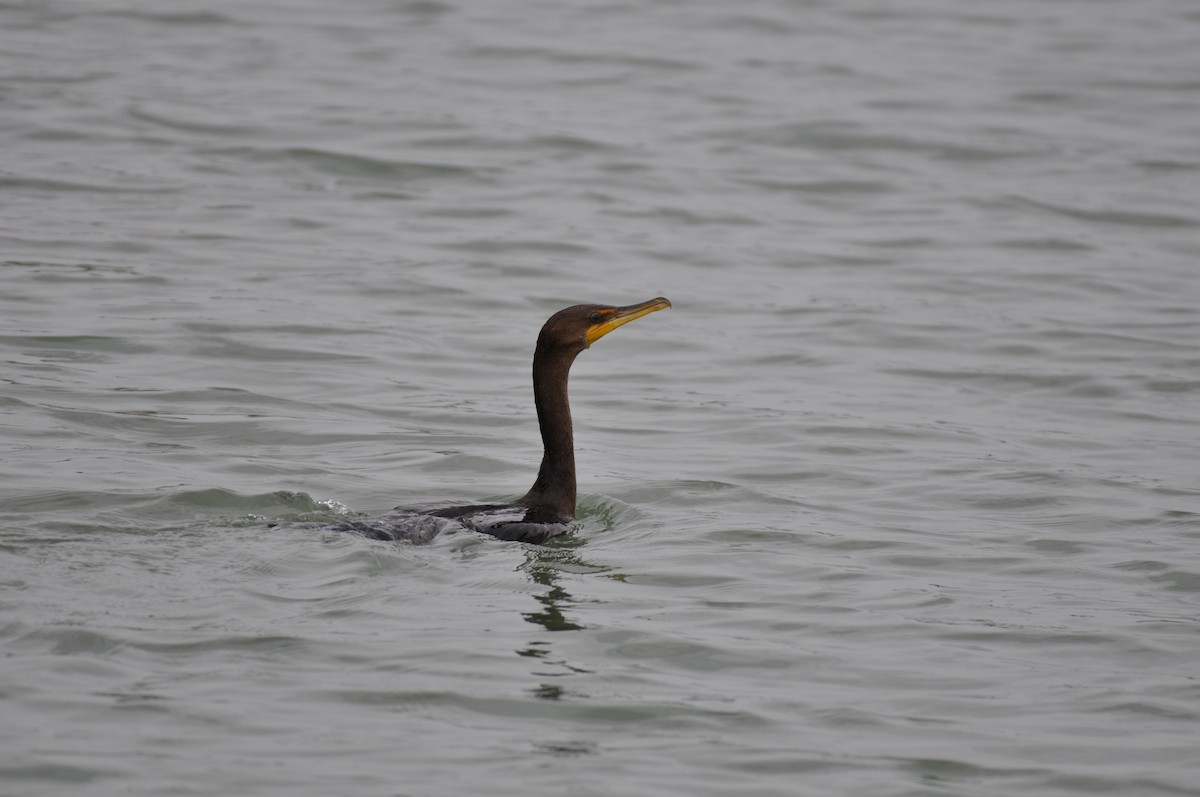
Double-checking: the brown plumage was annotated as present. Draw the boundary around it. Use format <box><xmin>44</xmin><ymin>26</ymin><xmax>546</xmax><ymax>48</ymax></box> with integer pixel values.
<box><xmin>331</xmin><ymin>297</ymin><xmax>671</xmax><ymax>544</ymax></box>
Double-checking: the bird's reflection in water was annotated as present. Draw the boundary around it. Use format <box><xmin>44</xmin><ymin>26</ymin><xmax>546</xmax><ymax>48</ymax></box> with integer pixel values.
<box><xmin>516</xmin><ymin>536</ymin><xmax>620</xmax><ymax>698</ymax></box>
<box><xmin>520</xmin><ymin>537</ymin><xmax>592</xmax><ymax>633</ymax></box>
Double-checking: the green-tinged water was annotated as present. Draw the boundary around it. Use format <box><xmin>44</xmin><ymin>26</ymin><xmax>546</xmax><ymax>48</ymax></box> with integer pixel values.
<box><xmin>3</xmin><ymin>1</ymin><xmax>1199</xmax><ymax>795</ymax></box>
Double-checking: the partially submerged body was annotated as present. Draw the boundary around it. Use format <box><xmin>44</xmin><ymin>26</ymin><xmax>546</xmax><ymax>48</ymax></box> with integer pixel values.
<box><xmin>328</xmin><ymin>502</ymin><xmax>570</xmax><ymax>545</ymax></box>
<box><xmin>325</xmin><ymin>298</ymin><xmax>670</xmax><ymax>545</ymax></box>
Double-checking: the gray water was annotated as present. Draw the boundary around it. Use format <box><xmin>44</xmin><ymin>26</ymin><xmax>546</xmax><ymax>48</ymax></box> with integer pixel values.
<box><xmin>3</xmin><ymin>0</ymin><xmax>1200</xmax><ymax>794</ymax></box>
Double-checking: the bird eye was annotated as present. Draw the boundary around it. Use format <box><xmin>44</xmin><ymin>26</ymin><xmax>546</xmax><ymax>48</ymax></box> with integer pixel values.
<box><xmin>589</xmin><ymin>312</ymin><xmax>603</xmax><ymax>324</ymax></box>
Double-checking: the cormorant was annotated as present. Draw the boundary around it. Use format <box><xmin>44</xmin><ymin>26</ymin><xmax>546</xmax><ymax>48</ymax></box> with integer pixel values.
<box><xmin>330</xmin><ymin>297</ymin><xmax>671</xmax><ymax>544</ymax></box>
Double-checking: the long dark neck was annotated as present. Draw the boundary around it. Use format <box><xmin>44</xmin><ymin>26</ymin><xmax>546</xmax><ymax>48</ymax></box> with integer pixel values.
<box><xmin>519</xmin><ymin>343</ymin><xmax>578</xmax><ymax>521</ymax></box>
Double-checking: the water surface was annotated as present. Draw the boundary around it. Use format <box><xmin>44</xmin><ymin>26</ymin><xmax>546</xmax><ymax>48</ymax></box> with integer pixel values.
<box><xmin>3</xmin><ymin>1</ymin><xmax>1199</xmax><ymax>795</ymax></box>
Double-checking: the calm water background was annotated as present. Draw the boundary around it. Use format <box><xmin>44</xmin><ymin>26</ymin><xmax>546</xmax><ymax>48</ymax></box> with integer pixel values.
<box><xmin>3</xmin><ymin>0</ymin><xmax>1199</xmax><ymax>795</ymax></box>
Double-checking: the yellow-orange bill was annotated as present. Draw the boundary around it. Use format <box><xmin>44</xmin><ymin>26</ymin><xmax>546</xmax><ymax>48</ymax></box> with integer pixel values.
<box><xmin>585</xmin><ymin>297</ymin><xmax>672</xmax><ymax>344</ymax></box>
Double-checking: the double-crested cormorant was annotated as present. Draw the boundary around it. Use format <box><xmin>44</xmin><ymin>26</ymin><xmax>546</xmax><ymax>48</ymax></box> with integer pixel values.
<box><xmin>331</xmin><ymin>297</ymin><xmax>671</xmax><ymax>544</ymax></box>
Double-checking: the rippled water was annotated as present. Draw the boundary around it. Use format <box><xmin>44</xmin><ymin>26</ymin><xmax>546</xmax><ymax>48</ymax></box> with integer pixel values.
<box><xmin>3</xmin><ymin>1</ymin><xmax>1200</xmax><ymax>795</ymax></box>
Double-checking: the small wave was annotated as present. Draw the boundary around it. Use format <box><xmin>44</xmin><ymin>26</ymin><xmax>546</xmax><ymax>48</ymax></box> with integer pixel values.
<box><xmin>1011</xmin><ymin>197</ymin><xmax>1200</xmax><ymax>229</ymax></box>
<box><xmin>200</xmin><ymin>146</ymin><xmax>495</xmax><ymax>184</ymax></box>
<box><xmin>83</xmin><ymin>10</ymin><xmax>235</xmax><ymax>25</ymax></box>
<box><xmin>995</xmin><ymin>237</ymin><xmax>1097</xmax><ymax>251</ymax></box>
<box><xmin>464</xmin><ymin>44</ymin><xmax>697</xmax><ymax>72</ymax></box>
<box><xmin>144</xmin><ymin>489</ymin><xmax>328</xmax><ymax>515</ymax></box>
<box><xmin>722</xmin><ymin>121</ymin><xmax>1046</xmax><ymax>161</ymax></box>
<box><xmin>442</xmin><ymin>238</ymin><xmax>594</xmax><ymax>256</ymax></box>
<box><xmin>740</xmin><ymin>178</ymin><xmax>894</xmax><ymax>195</ymax></box>
<box><xmin>127</xmin><ymin>104</ymin><xmax>258</xmax><ymax>136</ymax></box>
<box><xmin>0</xmin><ymin>176</ymin><xmax>178</xmax><ymax>195</ymax></box>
